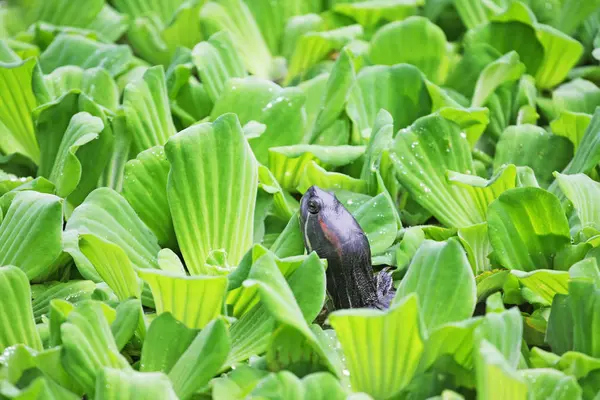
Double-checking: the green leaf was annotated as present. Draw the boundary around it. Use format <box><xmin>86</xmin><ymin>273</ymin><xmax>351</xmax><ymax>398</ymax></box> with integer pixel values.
<box><xmin>453</xmin><ymin>0</ymin><xmax>491</xmax><ymax>29</ymax></box>
<box><xmin>391</xmin><ymin>114</ymin><xmax>480</xmax><ymax>228</ymax></box>
<box><xmin>487</xmin><ymin>187</ymin><xmax>571</xmax><ymax>271</ymax></box>
<box><xmin>43</xmin><ymin>66</ymin><xmax>119</xmax><ymax>111</ymax></box>
<box><xmin>165</xmin><ymin>113</ymin><xmax>258</xmax><ymax>273</ymax></box>
<box><xmin>111</xmin><ymin>298</ymin><xmax>142</xmax><ymax>351</ymax></box>
<box><xmin>475</xmin><ymin>307</ymin><xmax>524</xmax><ymax>369</ymax></box>
<box><xmin>301</xmin><ymin>371</ymin><xmax>348</xmax><ymax>400</ymax></box>
<box><xmin>471</xmin><ymin>51</ymin><xmax>525</xmax><ymax>108</ymax></box>
<box><xmin>346</xmin><ymin>192</ymin><xmax>399</xmax><ymax>255</ymax></box>
<box><xmin>137</xmin><ymin>269</ymin><xmax>228</xmax><ymax>329</ymax></box>
<box><xmin>125</xmin><ymin>1</ymin><xmax>204</xmax><ymax>66</ymax></box>
<box><xmin>200</xmin><ymin>0</ymin><xmax>273</xmax><ymax>79</ymax></box>
<box><xmin>39</xmin><ymin>34</ymin><xmax>133</xmax><ymax>76</ymax></box>
<box><xmin>465</xmin><ymin>20</ymin><xmax>543</xmax><ymax>77</ymax></box>
<box><xmin>95</xmin><ymin>368</ymin><xmax>178</xmax><ymax>400</ymax></box>
<box><xmin>555</xmin><ymin>173</ymin><xmax>600</xmax><ymax>232</ymax></box>
<box><xmin>569</xmin><ymin>279</ymin><xmax>600</xmax><ymax>357</ymax></box>
<box><xmin>552</xmin><ymin>0</ymin><xmax>600</xmax><ymax>35</ymax></box>
<box><xmin>309</xmin><ymin>47</ymin><xmax>356</xmax><ymax>143</ymax></box>
<box><xmin>46</xmin><ymin>112</ymin><xmax>104</xmax><ymax>198</ymax></box>
<box><xmin>243</xmin><ymin>0</ymin><xmax>321</xmax><ymax>55</ymax></box>
<box><xmin>395</xmin><ymin>238</ymin><xmax>476</xmax><ymax>332</ymax></box>
<box><xmin>333</xmin><ymin>0</ymin><xmax>423</xmax><ymax>29</ymax></box>
<box><xmin>448</xmin><ymin>163</ymin><xmax>519</xmax><ymax>223</ymax></box>
<box><xmin>140</xmin><ymin>312</ymin><xmax>199</xmax><ymax>374</ymax></box>
<box><xmin>458</xmin><ymin>223</ymin><xmax>493</xmax><ymax>274</ymax></box>
<box><xmin>66</xmin><ymin>188</ymin><xmax>161</xmax><ymax>272</ymax></box>
<box><xmin>493</xmin><ymin>125</ymin><xmax>573</xmax><ymax>188</ymax></box>
<box><xmin>553</xmin><ymin>79</ymin><xmax>600</xmax><ymax>115</ymax></box>
<box><xmin>296</xmin><ymin>161</ymin><xmax>368</xmax><ymax>194</ymax></box>
<box><xmin>369</xmin><ymin>16</ymin><xmax>448</xmax><ymax>84</ymax></box>
<box><xmin>346</xmin><ymin>64</ymin><xmax>432</xmax><ymax>143</ymax></box>
<box><xmin>0</xmin><ymin>192</ymin><xmax>63</xmax><ymax>280</ymax></box>
<box><xmin>168</xmin><ymin>317</ymin><xmax>230</xmax><ymax>399</ymax></box>
<box><xmin>533</xmin><ymin>24</ymin><xmax>584</xmax><ymax>89</ymax></box>
<box><xmin>558</xmin><ymin>108</ymin><xmax>600</xmax><ymax>179</ymax></box>
<box><xmin>268</xmin><ymin>144</ymin><xmax>364</xmax><ymax>193</ymax></box>
<box><xmin>521</xmin><ymin>368</ymin><xmax>582</xmax><ymax>400</ymax></box>
<box><xmin>249</xmin><ymin>370</ymin><xmax>304</xmax><ymax>399</ymax></box>
<box><xmin>0</xmin><ymin>57</ymin><xmax>43</xmax><ymax>163</ymax></box>
<box><xmin>474</xmin><ymin>340</ymin><xmax>528</xmax><ymax>400</ymax></box>
<box><xmin>328</xmin><ymin>294</ymin><xmax>424</xmax><ymax>398</ymax></box>
<box><xmin>436</xmin><ymin>106</ymin><xmax>490</xmax><ymax>148</ymax></box>
<box><xmin>286</xmin><ymin>25</ymin><xmax>363</xmax><ymax>84</ymax></box>
<box><xmin>510</xmin><ymin>269</ymin><xmax>569</xmax><ymax>306</ymax></box>
<box><xmin>418</xmin><ymin>317</ymin><xmax>483</xmax><ymax>374</ymax></box>
<box><xmin>211</xmin><ymin>78</ymin><xmax>306</xmax><ymax>165</ymax></box>
<box><xmin>60</xmin><ymin>300</ymin><xmax>130</xmax><ymax>394</ymax></box>
<box><xmin>122</xmin><ymin>146</ymin><xmax>176</xmax><ymax>250</ymax></box>
<box><xmin>79</xmin><ymin>234</ymin><xmax>141</xmax><ymax>301</ymax></box>
<box><xmin>31</xmin><ymin>280</ymin><xmax>95</xmax><ymax>323</ymax></box>
<box><xmin>549</xmin><ymin>110</ymin><xmax>592</xmax><ymax>152</ymax></box>
<box><xmin>225</xmin><ymin>251</ymin><xmax>329</xmax><ymax>368</ymax></box>
<box><xmin>242</xmin><ymin>252</ymin><xmax>338</xmax><ymax>374</ymax></box>
<box><xmin>0</xmin><ymin>266</ymin><xmax>42</xmax><ymax>353</ymax></box>
<box><xmin>191</xmin><ymin>30</ymin><xmax>247</xmax><ymax>103</ymax></box>
<box><xmin>123</xmin><ymin>66</ymin><xmax>177</xmax><ymax>156</ymax></box>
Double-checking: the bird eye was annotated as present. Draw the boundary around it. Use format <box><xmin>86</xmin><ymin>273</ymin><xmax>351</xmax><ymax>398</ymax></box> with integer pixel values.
<box><xmin>307</xmin><ymin>198</ymin><xmax>321</xmax><ymax>214</ymax></box>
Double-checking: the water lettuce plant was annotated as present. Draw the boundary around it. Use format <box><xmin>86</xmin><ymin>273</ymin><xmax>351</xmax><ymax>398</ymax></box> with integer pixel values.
<box><xmin>0</xmin><ymin>0</ymin><xmax>600</xmax><ymax>399</ymax></box>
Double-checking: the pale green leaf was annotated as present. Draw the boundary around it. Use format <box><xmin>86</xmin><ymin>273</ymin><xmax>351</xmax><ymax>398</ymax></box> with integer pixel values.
<box><xmin>122</xmin><ymin>146</ymin><xmax>176</xmax><ymax>249</ymax></box>
<box><xmin>458</xmin><ymin>222</ymin><xmax>493</xmax><ymax>274</ymax></box>
<box><xmin>137</xmin><ymin>269</ymin><xmax>227</xmax><ymax>329</ymax></box>
<box><xmin>493</xmin><ymin>124</ymin><xmax>573</xmax><ymax>188</ymax></box>
<box><xmin>472</xmin><ymin>51</ymin><xmax>525</xmax><ymax>108</ymax></box>
<box><xmin>550</xmin><ymin>111</ymin><xmax>592</xmax><ymax>152</ymax></box>
<box><xmin>200</xmin><ymin>0</ymin><xmax>273</xmax><ymax>78</ymax></box>
<box><xmin>448</xmin><ymin>163</ymin><xmax>518</xmax><ymax>222</ymax></box>
<box><xmin>166</xmin><ymin>113</ymin><xmax>258</xmax><ymax>273</ymax></box>
<box><xmin>0</xmin><ymin>57</ymin><xmax>42</xmax><ymax>163</ymax></box>
<box><xmin>521</xmin><ymin>368</ymin><xmax>582</xmax><ymax>399</ymax></box>
<box><xmin>31</xmin><ymin>280</ymin><xmax>95</xmax><ymax>323</ymax></box>
<box><xmin>286</xmin><ymin>25</ymin><xmax>363</xmax><ymax>84</ymax></box>
<box><xmin>395</xmin><ymin>238</ymin><xmax>476</xmax><ymax>331</ymax></box>
<box><xmin>43</xmin><ymin>66</ymin><xmax>119</xmax><ymax>111</ymax></box>
<box><xmin>0</xmin><ymin>266</ymin><xmax>42</xmax><ymax>353</ymax></box>
<box><xmin>334</xmin><ymin>0</ymin><xmax>423</xmax><ymax>29</ymax></box>
<box><xmin>0</xmin><ymin>192</ymin><xmax>63</xmax><ymax>280</ymax></box>
<box><xmin>79</xmin><ymin>234</ymin><xmax>141</xmax><ymax>301</ymax></box>
<box><xmin>511</xmin><ymin>269</ymin><xmax>569</xmax><ymax>306</ymax></box>
<box><xmin>268</xmin><ymin>144</ymin><xmax>364</xmax><ymax>193</ymax></box>
<box><xmin>140</xmin><ymin>312</ymin><xmax>198</xmax><ymax>374</ymax></box>
<box><xmin>47</xmin><ymin>112</ymin><xmax>104</xmax><ymax>198</ymax></box>
<box><xmin>555</xmin><ymin>172</ymin><xmax>600</xmax><ymax>232</ymax></box>
<box><xmin>191</xmin><ymin>30</ymin><xmax>247</xmax><ymax>103</ymax></box>
<box><xmin>346</xmin><ymin>64</ymin><xmax>432</xmax><ymax>143</ymax></box>
<box><xmin>39</xmin><ymin>34</ymin><xmax>133</xmax><ymax>76</ymax></box>
<box><xmin>66</xmin><ymin>188</ymin><xmax>161</xmax><ymax>272</ymax></box>
<box><xmin>487</xmin><ymin>187</ymin><xmax>571</xmax><ymax>271</ymax></box>
<box><xmin>391</xmin><ymin>114</ymin><xmax>480</xmax><ymax>228</ymax></box>
<box><xmin>475</xmin><ymin>340</ymin><xmax>528</xmax><ymax>400</ymax></box>
<box><xmin>168</xmin><ymin>317</ymin><xmax>230</xmax><ymax>399</ymax></box>
<box><xmin>328</xmin><ymin>294</ymin><xmax>424</xmax><ymax>399</ymax></box>
<box><xmin>123</xmin><ymin>66</ymin><xmax>177</xmax><ymax>156</ymax></box>
<box><xmin>95</xmin><ymin>368</ymin><xmax>178</xmax><ymax>400</ymax></box>
<box><xmin>60</xmin><ymin>300</ymin><xmax>130</xmax><ymax>394</ymax></box>
<box><xmin>370</xmin><ymin>16</ymin><xmax>448</xmax><ymax>84</ymax></box>
<box><xmin>297</xmin><ymin>161</ymin><xmax>368</xmax><ymax>194</ymax></box>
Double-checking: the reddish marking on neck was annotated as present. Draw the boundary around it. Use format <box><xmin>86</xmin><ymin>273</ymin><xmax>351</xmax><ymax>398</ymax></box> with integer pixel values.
<box><xmin>318</xmin><ymin>215</ymin><xmax>343</xmax><ymax>259</ymax></box>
